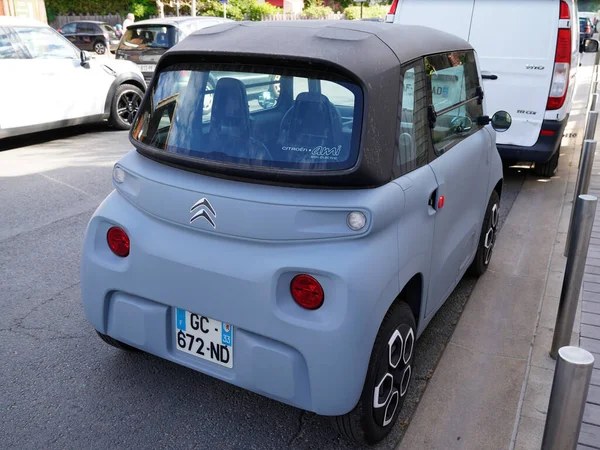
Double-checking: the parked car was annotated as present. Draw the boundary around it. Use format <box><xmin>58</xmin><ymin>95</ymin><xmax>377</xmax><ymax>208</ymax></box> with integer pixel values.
<box><xmin>58</xmin><ymin>20</ymin><xmax>120</xmax><ymax>55</ymax></box>
<box><xmin>581</xmin><ymin>17</ymin><xmax>594</xmax><ymax>43</ymax></box>
<box><xmin>0</xmin><ymin>17</ymin><xmax>146</xmax><ymax>139</ymax></box>
<box><xmin>115</xmin><ymin>16</ymin><xmax>230</xmax><ymax>84</ymax></box>
<box><xmin>580</xmin><ymin>11</ymin><xmax>598</xmax><ymax>31</ymax></box>
<box><xmin>387</xmin><ymin>0</ymin><xmax>599</xmax><ymax>177</ymax></box>
<box><xmin>81</xmin><ymin>20</ymin><xmax>513</xmax><ymax>444</ymax></box>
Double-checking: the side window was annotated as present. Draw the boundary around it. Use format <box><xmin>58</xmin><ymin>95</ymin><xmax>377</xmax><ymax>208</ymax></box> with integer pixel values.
<box><xmin>60</xmin><ymin>23</ymin><xmax>76</xmax><ymax>34</ymax></box>
<box><xmin>13</xmin><ymin>26</ymin><xmax>78</xmax><ymax>59</ymax></box>
<box><xmin>0</xmin><ymin>28</ymin><xmax>19</xmax><ymax>59</ymax></box>
<box><xmin>76</xmin><ymin>24</ymin><xmax>94</xmax><ymax>34</ymax></box>
<box><xmin>425</xmin><ymin>51</ymin><xmax>483</xmax><ymax>154</ymax></box>
<box><xmin>395</xmin><ymin>63</ymin><xmax>429</xmax><ymax>176</ymax></box>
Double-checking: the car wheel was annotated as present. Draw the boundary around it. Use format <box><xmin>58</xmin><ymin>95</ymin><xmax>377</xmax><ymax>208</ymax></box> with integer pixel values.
<box><xmin>96</xmin><ymin>331</ymin><xmax>140</xmax><ymax>352</ymax></box>
<box><xmin>331</xmin><ymin>301</ymin><xmax>416</xmax><ymax>445</ymax></box>
<box><xmin>93</xmin><ymin>41</ymin><xmax>107</xmax><ymax>55</ymax></box>
<box><xmin>469</xmin><ymin>190</ymin><xmax>500</xmax><ymax>276</ymax></box>
<box><xmin>533</xmin><ymin>150</ymin><xmax>559</xmax><ymax>177</ymax></box>
<box><xmin>109</xmin><ymin>83</ymin><xmax>144</xmax><ymax>130</ymax></box>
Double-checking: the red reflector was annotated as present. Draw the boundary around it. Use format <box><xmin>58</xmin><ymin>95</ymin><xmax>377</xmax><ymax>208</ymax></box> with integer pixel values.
<box><xmin>559</xmin><ymin>0</ymin><xmax>570</xmax><ymax>19</ymax></box>
<box><xmin>555</xmin><ymin>29</ymin><xmax>571</xmax><ymax>63</ymax></box>
<box><xmin>388</xmin><ymin>0</ymin><xmax>399</xmax><ymax>15</ymax></box>
<box><xmin>438</xmin><ymin>196</ymin><xmax>445</xmax><ymax>209</ymax></box>
<box><xmin>541</xmin><ymin>130</ymin><xmax>555</xmax><ymax>136</ymax></box>
<box><xmin>547</xmin><ymin>95</ymin><xmax>567</xmax><ymax>110</ymax></box>
<box><xmin>107</xmin><ymin>227</ymin><xmax>130</xmax><ymax>257</ymax></box>
<box><xmin>290</xmin><ymin>274</ymin><xmax>324</xmax><ymax>310</ymax></box>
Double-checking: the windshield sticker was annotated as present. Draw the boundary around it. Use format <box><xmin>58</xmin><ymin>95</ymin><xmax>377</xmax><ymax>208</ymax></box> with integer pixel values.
<box><xmin>282</xmin><ymin>145</ymin><xmax>342</xmax><ymax>160</ymax></box>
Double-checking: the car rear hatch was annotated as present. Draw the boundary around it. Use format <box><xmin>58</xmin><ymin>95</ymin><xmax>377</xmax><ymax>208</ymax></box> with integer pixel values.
<box><xmin>116</xmin><ymin>24</ymin><xmax>178</xmax><ymax>83</ymax></box>
<box><xmin>468</xmin><ymin>0</ymin><xmax>559</xmax><ymax>147</ymax></box>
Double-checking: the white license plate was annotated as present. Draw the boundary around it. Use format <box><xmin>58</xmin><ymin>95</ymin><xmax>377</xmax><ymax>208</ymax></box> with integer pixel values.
<box><xmin>138</xmin><ymin>64</ymin><xmax>156</xmax><ymax>73</ymax></box>
<box><xmin>175</xmin><ymin>308</ymin><xmax>233</xmax><ymax>368</ymax></box>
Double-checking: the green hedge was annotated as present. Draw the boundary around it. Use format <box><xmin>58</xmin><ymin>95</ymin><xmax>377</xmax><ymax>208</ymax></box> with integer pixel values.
<box><xmin>303</xmin><ymin>5</ymin><xmax>334</xmax><ymax>18</ymax></box>
<box><xmin>344</xmin><ymin>4</ymin><xmax>387</xmax><ymax>20</ymax></box>
<box><xmin>198</xmin><ymin>0</ymin><xmax>281</xmax><ymax>20</ymax></box>
<box><xmin>46</xmin><ymin>0</ymin><xmax>157</xmax><ymax>18</ymax></box>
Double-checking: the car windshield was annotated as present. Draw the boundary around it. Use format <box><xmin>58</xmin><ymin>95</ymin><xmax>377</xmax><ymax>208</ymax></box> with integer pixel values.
<box><xmin>120</xmin><ymin>25</ymin><xmax>176</xmax><ymax>50</ymax></box>
<box><xmin>132</xmin><ymin>64</ymin><xmax>363</xmax><ymax>171</ymax></box>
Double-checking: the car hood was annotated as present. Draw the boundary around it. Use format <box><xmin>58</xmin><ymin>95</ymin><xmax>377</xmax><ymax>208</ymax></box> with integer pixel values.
<box><xmin>93</xmin><ymin>58</ymin><xmax>143</xmax><ymax>77</ymax></box>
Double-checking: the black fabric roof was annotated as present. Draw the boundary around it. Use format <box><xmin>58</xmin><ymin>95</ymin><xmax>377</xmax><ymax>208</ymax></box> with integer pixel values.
<box><xmin>167</xmin><ymin>20</ymin><xmax>473</xmax><ymax>81</ymax></box>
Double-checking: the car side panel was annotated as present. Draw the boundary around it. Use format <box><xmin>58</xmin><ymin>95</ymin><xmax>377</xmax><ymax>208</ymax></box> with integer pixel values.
<box><xmin>426</xmin><ymin>130</ymin><xmax>490</xmax><ymax>317</ymax></box>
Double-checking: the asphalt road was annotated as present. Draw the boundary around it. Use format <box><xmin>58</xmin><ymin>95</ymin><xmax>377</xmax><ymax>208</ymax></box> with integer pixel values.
<box><xmin>0</xmin><ymin>125</ymin><xmax>525</xmax><ymax>450</ymax></box>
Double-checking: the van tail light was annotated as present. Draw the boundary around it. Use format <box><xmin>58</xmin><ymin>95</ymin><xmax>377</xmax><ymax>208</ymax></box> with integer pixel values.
<box><xmin>559</xmin><ymin>0</ymin><xmax>570</xmax><ymax>19</ymax></box>
<box><xmin>107</xmin><ymin>227</ymin><xmax>130</xmax><ymax>257</ymax></box>
<box><xmin>547</xmin><ymin>4</ymin><xmax>571</xmax><ymax>111</ymax></box>
<box><xmin>290</xmin><ymin>274</ymin><xmax>324</xmax><ymax>310</ymax></box>
<box><xmin>385</xmin><ymin>0</ymin><xmax>399</xmax><ymax>22</ymax></box>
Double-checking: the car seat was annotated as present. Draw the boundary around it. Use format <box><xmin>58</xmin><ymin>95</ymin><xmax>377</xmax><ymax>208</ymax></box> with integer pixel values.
<box><xmin>155</xmin><ymin>31</ymin><xmax>168</xmax><ymax>47</ymax></box>
<box><xmin>278</xmin><ymin>92</ymin><xmax>344</xmax><ymax>162</ymax></box>
<box><xmin>208</xmin><ymin>78</ymin><xmax>270</xmax><ymax>161</ymax></box>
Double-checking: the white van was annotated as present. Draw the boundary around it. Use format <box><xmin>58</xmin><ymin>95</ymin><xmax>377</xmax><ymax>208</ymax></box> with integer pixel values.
<box><xmin>387</xmin><ymin>0</ymin><xmax>582</xmax><ymax>176</ymax></box>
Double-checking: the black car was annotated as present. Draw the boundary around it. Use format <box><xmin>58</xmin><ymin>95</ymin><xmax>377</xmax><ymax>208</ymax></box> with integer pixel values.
<box><xmin>58</xmin><ymin>21</ymin><xmax>120</xmax><ymax>55</ymax></box>
<box><xmin>115</xmin><ymin>17</ymin><xmax>230</xmax><ymax>84</ymax></box>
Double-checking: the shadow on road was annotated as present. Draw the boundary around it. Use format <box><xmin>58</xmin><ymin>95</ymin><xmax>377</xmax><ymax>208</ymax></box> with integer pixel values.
<box><xmin>0</xmin><ymin>124</ymin><xmax>124</xmax><ymax>152</ymax></box>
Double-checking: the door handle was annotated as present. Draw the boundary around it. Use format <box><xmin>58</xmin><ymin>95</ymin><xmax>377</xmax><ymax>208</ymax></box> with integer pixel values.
<box><xmin>428</xmin><ymin>189</ymin><xmax>437</xmax><ymax>208</ymax></box>
<box><xmin>482</xmin><ymin>73</ymin><xmax>498</xmax><ymax>80</ymax></box>
<box><xmin>428</xmin><ymin>189</ymin><xmax>445</xmax><ymax>210</ymax></box>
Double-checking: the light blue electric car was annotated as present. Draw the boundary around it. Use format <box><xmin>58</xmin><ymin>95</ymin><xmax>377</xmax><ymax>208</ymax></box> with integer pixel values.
<box><xmin>81</xmin><ymin>21</ymin><xmax>511</xmax><ymax>444</ymax></box>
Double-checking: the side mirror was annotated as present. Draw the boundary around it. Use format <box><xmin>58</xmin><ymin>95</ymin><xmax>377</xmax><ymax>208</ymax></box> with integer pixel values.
<box><xmin>258</xmin><ymin>91</ymin><xmax>276</xmax><ymax>110</ymax></box>
<box><xmin>491</xmin><ymin>111</ymin><xmax>512</xmax><ymax>132</ymax></box>
<box><xmin>80</xmin><ymin>50</ymin><xmax>91</xmax><ymax>66</ymax></box>
<box><xmin>450</xmin><ymin>115</ymin><xmax>473</xmax><ymax>134</ymax></box>
<box><xmin>583</xmin><ymin>39</ymin><xmax>599</xmax><ymax>53</ymax></box>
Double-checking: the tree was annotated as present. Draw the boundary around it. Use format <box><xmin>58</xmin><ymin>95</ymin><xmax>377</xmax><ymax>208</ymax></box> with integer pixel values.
<box><xmin>156</xmin><ymin>0</ymin><xmax>196</xmax><ymax>16</ymax></box>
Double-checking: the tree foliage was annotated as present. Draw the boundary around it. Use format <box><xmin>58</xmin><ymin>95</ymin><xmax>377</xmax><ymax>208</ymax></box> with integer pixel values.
<box><xmin>45</xmin><ymin>0</ymin><xmax>157</xmax><ymax>18</ymax></box>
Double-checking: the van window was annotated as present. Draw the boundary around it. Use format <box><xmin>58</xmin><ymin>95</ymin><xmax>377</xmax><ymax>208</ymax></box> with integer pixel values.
<box><xmin>132</xmin><ymin>64</ymin><xmax>363</xmax><ymax>171</ymax></box>
<box><xmin>425</xmin><ymin>51</ymin><xmax>483</xmax><ymax>153</ymax></box>
<box><xmin>395</xmin><ymin>63</ymin><xmax>429</xmax><ymax>176</ymax></box>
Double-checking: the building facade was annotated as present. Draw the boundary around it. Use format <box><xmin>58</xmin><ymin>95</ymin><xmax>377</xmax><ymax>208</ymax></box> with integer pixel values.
<box><xmin>1</xmin><ymin>0</ymin><xmax>48</xmax><ymax>22</ymax></box>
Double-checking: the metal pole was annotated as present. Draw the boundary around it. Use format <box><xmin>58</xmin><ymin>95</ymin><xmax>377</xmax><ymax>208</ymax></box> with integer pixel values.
<box><xmin>565</xmin><ymin>141</ymin><xmax>597</xmax><ymax>256</ymax></box>
<box><xmin>541</xmin><ymin>346</ymin><xmax>595</xmax><ymax>450</ymax></box>
<box><xmin>585</xmin><ymin>110</ymin><xmax>599</xmax><ymax>140</ymax></box>
<box><xmin>360</xmin><ymin>3</ymin><xmax>363</xmax><ymax>18</ymax></box>
<box><xmin>591</xmin><ymin>93</ymin><xmax>599</xmax><ymax>113</ymax></box>
<box><xmin>553</xmin><ymin>195</ymin><xmax>597</xmax><ymax>358</ymax></box>
<box><xmin>224</xmin><ymin>2</ymin><xmax>227</xmax><ymax>18</ymax></box>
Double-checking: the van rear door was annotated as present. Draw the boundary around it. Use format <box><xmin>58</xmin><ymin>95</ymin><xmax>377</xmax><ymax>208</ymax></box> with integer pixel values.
<box><xmin>392</xmin><ymin>0</ymin><xmax>475</xmax><ymax>41</ymax></box>
<box><xmin>468</xmin><ymin>0</ymin><xmax>559</xmax><ymax>147</ymax></box>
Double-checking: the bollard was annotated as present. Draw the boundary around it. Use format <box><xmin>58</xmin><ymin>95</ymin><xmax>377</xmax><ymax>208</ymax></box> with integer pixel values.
<box><xmin>585</xmin><ymin>110</ymin><xmax>599</xmax><ymax>140</ymax></box>
<box><xmin>591</xmin><ymin>93</ymin><xmax>599</xmax><ymax>113</ymax></box>
<box><xmin>541</xmin><ymin>347</ymin><xmax>595</xmax><ymax>450</ymax></box>
<box><xmin>554</xmin><ymin>195</ymin><xmax>597</xmax><ymax>358</ymax></box>
<box><xmin>565</xmin><ymin>141</ymin><xmax>597</xmax><ymax>256</ymax></box>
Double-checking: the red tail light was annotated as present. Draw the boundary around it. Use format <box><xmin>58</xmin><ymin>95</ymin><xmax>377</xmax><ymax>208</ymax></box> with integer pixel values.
<box><xmin>559</xmin><ymin>0</ymin><xmax>570</xmax><ymax>19</ymax></box>
<box><xmin>547</xmin><ymin>4</ymin><xmax>572</xmax><ymax>111</ymax></box>
<box><xmin>388</xmin><ymin>0</ymin><xmax>399</xmax><ymax>15</ymax></box>
<box><xmin>107</xmin><ymin>227</ymin><xmax>130</xmax><ymax>257</ymax></box>
<box><xmin>290</xmin><ymin>274</ymin><xmax>324</xmax><ymax>310</ymax></box>
<box><xmin>541</xmin><ymin>129</ymin><xmax>555</xmax><ymax>136</ymax></box>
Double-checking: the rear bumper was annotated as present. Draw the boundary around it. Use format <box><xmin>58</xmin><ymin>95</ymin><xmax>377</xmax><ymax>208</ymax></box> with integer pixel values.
<box><xmin>81</xmin><ymin>190</ymin><xmax>400</xmax><ymax>416</ymax></box>
<box><xmin>497</xmin><ymin>116</ymin><xmax>568</xmax><ymax>163</ymax></box>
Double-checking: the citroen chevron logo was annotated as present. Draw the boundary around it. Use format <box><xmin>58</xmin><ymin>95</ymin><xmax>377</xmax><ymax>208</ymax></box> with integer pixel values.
<box><xmin>190</xmin><ymin>198</ymin><xmax>217</xmax><ymax>228</ymax></box>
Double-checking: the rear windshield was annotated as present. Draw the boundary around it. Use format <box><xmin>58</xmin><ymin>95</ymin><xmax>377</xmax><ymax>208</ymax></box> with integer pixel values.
<box><xmin>119</xmin><ymin>25</ymin><xmax>177</xmax><ymax>50</ymax></box>
<box><xmin>132</xmin><ymin>64</ymin><xmax>363</xmax><ymax>171</ymax></box>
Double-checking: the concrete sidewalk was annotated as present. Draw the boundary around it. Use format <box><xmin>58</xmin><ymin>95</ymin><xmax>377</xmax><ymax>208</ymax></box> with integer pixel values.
<box><xmin>398</xmin><ymin>59</ymin><xmax>595</xmax><ymax>449</ymax></box>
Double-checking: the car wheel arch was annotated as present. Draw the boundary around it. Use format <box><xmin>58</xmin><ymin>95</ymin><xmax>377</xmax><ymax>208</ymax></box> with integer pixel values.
<box><xmin>103</xmin><ymin>72</ymin><xmax>146</xmax><ymax>118</ymax></box>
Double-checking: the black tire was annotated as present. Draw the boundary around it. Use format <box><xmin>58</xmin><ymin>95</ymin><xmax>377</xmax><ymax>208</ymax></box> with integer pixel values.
<box><xmin>109</xmin><ymin>83</ymin><xmax>144</xmax><ymax>130</ymax></box>
<box><xmin>93</xmin><ymin>40</ymin><xmax>107</xmax><ymax>55</ymax></box>
<box><xmin>469</xmin><ymin>190</ymin><xmax>500</xmax><ymax>276</ymax></box>
<box><xmin>533</xmin><ymin>150</ymin><xmax>559</xmax><ymax>177</ymax></box>
<box><xmin>96</xmin><ymin>331</ymin><xmax>140</xmax><ymax>352</ymax></box>
<box><xmin>331</xmin><ymin>302</ymin><xmax>416</xmax><ymax>445</ymax></box>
